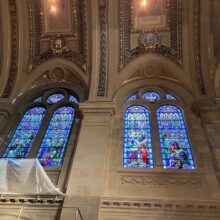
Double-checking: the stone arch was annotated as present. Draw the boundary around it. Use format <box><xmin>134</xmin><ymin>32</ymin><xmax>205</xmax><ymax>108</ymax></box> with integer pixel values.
<box><xmin>117</xmin><ymin>54</ymin><xmax>192</xmax><ymax>92</ymax></box>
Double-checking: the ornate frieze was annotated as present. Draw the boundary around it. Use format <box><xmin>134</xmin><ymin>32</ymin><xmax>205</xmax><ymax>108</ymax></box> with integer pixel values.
<box><xmin>28</xmin><ymin>0</ymin><xmax>87</xmax><ymax>72</ymax></box>
<box><xmin>119</xmin><ymin>0</ymin><xmax>182</xmax><ymax>70</ymax></box>
<box><xmin>97</xmin><ymin>0</ymin><xmax>108</xmax><ymax>96</ymax></box>
<box><xmin>1</xmin><ymin>0</ymin><xmax>19</xmax><ymax>98</ymax></box>
<box><xmin>120</xmin><ymin>175</ymin><xmax>204</xmax><ymax>188</ymax></box>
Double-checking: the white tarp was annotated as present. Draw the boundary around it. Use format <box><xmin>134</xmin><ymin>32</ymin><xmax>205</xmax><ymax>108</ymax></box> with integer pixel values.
<box><xmin>0</xmin><ymin>158</ymin><xmax>64</xmax><ymax>195</ymax></box>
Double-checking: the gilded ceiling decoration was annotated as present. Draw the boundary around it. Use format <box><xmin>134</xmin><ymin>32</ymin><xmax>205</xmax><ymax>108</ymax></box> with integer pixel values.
<box><xmin>119</xmin><ymin>0</ymin><xmax>183</xmax><ymax>70</ymax></box>
<box><xmin>28</xmin><ymin>0</ymin><xmax>87</xmax><ymax>72</ymax></box>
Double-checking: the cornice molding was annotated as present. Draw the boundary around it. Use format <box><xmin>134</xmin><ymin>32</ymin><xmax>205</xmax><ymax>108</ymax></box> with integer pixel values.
<box><xmin>79</xmin><ymin>102</ymin><xmax>115</xmax><ymax>114</ymax></box>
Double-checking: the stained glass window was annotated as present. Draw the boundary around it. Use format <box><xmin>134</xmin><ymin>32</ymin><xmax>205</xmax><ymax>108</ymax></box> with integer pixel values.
<box><xmin>69</xmin><ymin>95</ymin><xmax>79</xmax><ymax>104</ymax></box>
<box><xmin>165</xmin><ymin>93</ymin><xmax>177</xmax><ymax>100</ymax></box>
<box><xmin>3</xmin><ymin>107</ymin><xmax>46</xmax><ymax>159</ymax></box>
<box><xmin>142</xmin><ymin>91</ymin><xmax>161</xmax><ymax>102</ymax></box>
<box><xmin>47</xmin><ymin>93</ymin><xmax>64</xmax><ymax>104</ymax></box>
<box><xmin>126</xmin><ymin>93</ymin><xmax>138</xmax><ymax>102</ymax></box>
<box><xmin>123</xmin><ymin>106</ymin><xmax>154</xmax><ymax>168</ymax></box>
<box><xmin>37</xmin><ymin>106</ymin><xmax>75</xmax><ymax>167</ymax></box>
<box><xmin>157</xmin><ymin>105</ymin><xmax>195</xmax><ymax>169</ymax></box>
<box><xmin>34</xmin><ymin>97</ymin><xmax>42</xmax><ymax>102</ymax></box>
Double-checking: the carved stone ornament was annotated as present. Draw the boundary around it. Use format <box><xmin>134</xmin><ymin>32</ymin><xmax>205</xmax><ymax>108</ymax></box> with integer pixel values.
<box><xmin>138</xmin><ymin>32</ymin><xmax>160</xmax><ymax>49</ymax></box>
<box><xmin>120</xmin><ymin>175</ymin><xmax>204</xmax><ymax>188</ymax></box>
<box><xmin>50</xmin><ymin>38</ymin><xmax>67</xmax><ymax>55</ymax></box>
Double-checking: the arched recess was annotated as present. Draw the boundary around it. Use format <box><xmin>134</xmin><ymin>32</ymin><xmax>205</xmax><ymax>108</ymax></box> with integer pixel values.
<box><xmin>11</xmin><ymin>58</ymin><xmax>89</xmax><ymax>99</ymax></box>
<box><xmin>116</xmin><ymin>54</ymin><xmax>193</xmax><ymax>93</ymax></box>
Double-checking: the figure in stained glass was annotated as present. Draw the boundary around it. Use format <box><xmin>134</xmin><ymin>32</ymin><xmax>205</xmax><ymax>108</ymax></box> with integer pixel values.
<box><xmin>157</xmin><ymin>105</ymin><xmax>195</xmax><ymax>169</ymax></box>
<box><xmin>37</xmin><ymin>106</ymin><xmax>75</xmax><ymax>167</ymax></box>
<box><xmin>124</xmin><ymin>106</ymin><xmax>154</xmax><ymax>168</ymax></box>
<box><xmin>3</xmin><ymin>107</ymin><xmax>46</xmax><ymax>159</ymax></box>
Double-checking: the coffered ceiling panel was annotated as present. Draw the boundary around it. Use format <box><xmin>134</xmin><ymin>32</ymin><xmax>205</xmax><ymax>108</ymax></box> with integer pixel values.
<box><xmin>28</xmin><ymin>0</ymin><xmax>87</xmax><ymax>72</ymax></box>
<box><xmin>119</xmin><ymin>0</ymin><xmax>182</xmax><ymax>70</ymax></box>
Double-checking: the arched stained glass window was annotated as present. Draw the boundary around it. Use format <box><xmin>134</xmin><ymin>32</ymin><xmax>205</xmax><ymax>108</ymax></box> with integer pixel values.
<box><xmin>124</xmin><ymin>106</ymin><xmax>154</xmax><ymax>168</ymax></box>
<box><xmin>3</xmin><ymin>107</ymin><xmax>46</xmax><ymax>159</ymax></box>
<box><xmin>157</xmin><ymin>105</ymin><xmax>195</xmax><ymax>169</ymax></box>
<box><xmin>126</xmin><ymin>93</ymin><xmax>138</xmax><ymax>102</ymax></box>
<box><xmin>47</xmin><ymin>93</ymin><xmax>64</xmax><ymax>104</ymax></box>
<box><xmin>69</xmin><ymin>95</ymin><xmax>79</xmax><ymax>104</ymax></box>
<box><xmin>142</xmin><ymin>91</ymin><xmax>161</xmax><ymax>102</ymax></box>
<box><xmin>37</xmin><ymin>106</ymin><xmax>75</xmax><ymax>167</ymax></box>
<box><xmin>165</xmin><ymin>93</ymin><xmax>177</xmax><ymax>100</ymax></box>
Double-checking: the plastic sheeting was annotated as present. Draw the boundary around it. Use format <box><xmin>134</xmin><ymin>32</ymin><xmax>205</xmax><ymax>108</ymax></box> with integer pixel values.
<box><xmin>0</xmin><ymin>159</ymin><xmax>64</xmax><ymax>195</ymax></box>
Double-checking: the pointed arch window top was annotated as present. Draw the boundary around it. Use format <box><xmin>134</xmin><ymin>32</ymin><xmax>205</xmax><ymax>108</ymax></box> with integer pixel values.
<box><xmin>3</xmin><ymin>107</ymin><xmax>46</xmax><ymax>159</ymax></box>
<box><xmin>142</xmin><ymin>91</ymin><xmax>161</xmax><ymax>102</ymax></box>
<box><xmin>47</xmin><ymin>93</ymin><xmax>64</xmax><ymax>104</ymax></box>
<box><xmin>37</xmin><ymin>106</ymin><xmax>75</xmax><ymax>167</ymax></box>
<box><xmin>124</xmin><ymin>105</ymin><xmax>154</xmax><ymax>168</ymax></box>
<box><xmin>157</xmin><ymin>105</ymin><xmax>195</xmax><ymax>170</ymax></box>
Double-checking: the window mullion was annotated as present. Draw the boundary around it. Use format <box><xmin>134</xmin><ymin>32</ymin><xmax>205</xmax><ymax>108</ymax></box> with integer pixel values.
<box><xmin>151</xmin><ymin>107</ymin><xmax>162</xmax><ymax>167</ymax></box>
<box><xmin>28</xmin><ymin>110</ymin><xmax>51</xmax><ymax>158</ymax></box>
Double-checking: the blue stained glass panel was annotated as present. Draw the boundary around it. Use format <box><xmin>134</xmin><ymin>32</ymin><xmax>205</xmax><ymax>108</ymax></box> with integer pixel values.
<box><xmin>3</xmin><ymin>107</ymin><xmax>46</xmax><ymax>159</ymax></box>
<box><xmin>47</xmin><ymin>93</ymin><xmax>64</xmax><ymax>104</ymax></box>
<box><xmin>142</xmin><ymin>91</ymin><xmax>161</xmax><ymax>102</ymax></box>
<box><xmin>34</xmin><ymin>97</ymin><xmax>42</xmax><ymax>102</ymax></box>
<box><xmin>37</xmin><ymin>106</ymin><xmax>75</xmax><ymax>167</ymax></box>
<box><xmin>123</xmin><ymin>106</ymin><xmax>154</xmax><ymax>168</ymax></box>
<box><xmin>69</xmin><ymin>95</ymin><xmax>79</xmax><ymax>104</ymax></box>
<box><xmin>157</xmin><ymin>105</ymin><xmax>195</xmax><ymax>169</ymax></box>
<box><xmin>126</xmin><ymin>93</ymin><xmax>138</xmax><ymax>102</ymax></box>
<box><xmin>165</xmin><ymin>93</ymin><xmax>177</xmax><ymax>100</ymax></box>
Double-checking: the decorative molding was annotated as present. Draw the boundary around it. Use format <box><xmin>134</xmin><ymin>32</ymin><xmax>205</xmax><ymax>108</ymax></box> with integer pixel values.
<box><xmin>79</xmin><ymin>102</ymin><xmax>115</xmax><ymax>115</ymax></box>
<box><xmin>0</xmin><ymin>194</ymin><xmax>63</xmax><ymax>205</ymax></box>
<box><xmin>28</xmin><ymin>0</ymin><xmax>87</xmax><ymax>72</ymax></box>
<box><xmin>28</xmin><ymin>0</ymin><xmax>41</xmax><ymax>72</ymax></box>
<box><xmin>194</xmin><ymin>0</ymin><xmax>206</xmax><ymax>95</ymax></box>
<box><xmin>192</xmin><ymin>100</ymin><xmax>220</xmax><ymax>115</ymax></box>
<box><xmin>119</xmin><ymin>0</ymin><xmax>182</xmax><ymax>70</ymax></box>
<box><xmin>97</xmin><ymin>0</ymin><xmax>108</xmax><ymax>96</ymax></box>
<box><xmin>120</xmin><ymin>175</ymin><xmax>204</xmax><ymax>187</ymax></box>
<box><xmin>100</xmin><ymin>198</ymin><xmax>220</xmax><ymax>213</ymax></box>
<box><xmin>1</xmin><ymin>0</ymin><xmax>19</xmax><ymax>98</ymax></box>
